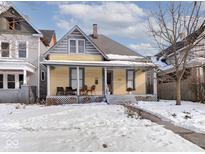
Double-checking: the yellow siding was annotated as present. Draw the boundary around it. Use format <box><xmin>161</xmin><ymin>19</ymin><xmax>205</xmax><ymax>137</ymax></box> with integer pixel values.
<box><xmin>135</xmin><ymin>70</ymin><xmax>146</xmax><ymax>94</ymax></box>
<box><xmin>50</xmin><ymin>66</ymin><xmax>69</xmax><ymax>95</ymax></box>
<box><xmin>85</xmin><ymin>67</ymin><xmax>103</xmax><ymax>95</ymax></box>
<box><xmin>113</xmin><ymin>69</ymin><xmax>127</xmax><ymax>95</ymax></box>
<box><xmin>49</xmin><ymin>54</ymin><xmax>103</xmax><ymax>61</ymax></box>
<box><xmin>49</xmin><ymin>66</ymin><xmax>146</xmax><ymax>96</ymax></box>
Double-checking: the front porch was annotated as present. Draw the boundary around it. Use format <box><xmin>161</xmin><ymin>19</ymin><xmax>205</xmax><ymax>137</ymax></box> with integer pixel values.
<box><xmin>44</xmin><ymin>60</ymin><xmax>157</xmax><ymax>104</ymax></box>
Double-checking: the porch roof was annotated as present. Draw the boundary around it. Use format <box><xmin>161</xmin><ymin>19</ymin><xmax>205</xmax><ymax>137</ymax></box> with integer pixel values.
<box><xmin>42</xmin><ymin>60</ymin><xmax>155</xmax><ymax>68</ymax></box>
<box><xmin>0</xmin><ymin>60</ymin><xmax>36</xmax><ymax>73</ymax></box>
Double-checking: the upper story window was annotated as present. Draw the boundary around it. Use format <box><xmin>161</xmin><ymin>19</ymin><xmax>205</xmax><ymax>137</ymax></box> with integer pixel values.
<box><xmin>7</xmin><ymin>18</ymin><xmax>20</xmax><ymax>31</ymax></box>
<box><xmin>69</xmin><ymin>39</ymin><xmax>85</xmax><ymax>53</ymax></box>
<box><xmin>1</xmin><ymin>42</ymin><xmax>10</xmax><ymax>57</ymax></box>
<box><xmin>18</xmin><ymin>41</ymin><xmax>27</xmax><ymax>58</ymax></box>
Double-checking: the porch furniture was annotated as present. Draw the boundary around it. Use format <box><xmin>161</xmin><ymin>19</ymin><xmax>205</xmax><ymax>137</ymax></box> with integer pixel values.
<box><xmin>80</xmin><ymin>85</ymin><xmax>88</xmax><ymax>95</ymax></box>
<box><xmin>65</xmin><ymin>87</ymin><xmax>75</xmax><ymax>95</ymax></box>
<box><xmin>87</xmin><ymin>85</ymin><xmax>96</xmax><ymax>95</ymax></box>
<box><xmin>56</xmin><ymin>87</ymin><xmax>64</xmax><ymax>96</ymax></box>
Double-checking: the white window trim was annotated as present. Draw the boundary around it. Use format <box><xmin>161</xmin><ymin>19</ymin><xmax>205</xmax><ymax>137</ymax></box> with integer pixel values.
<box><xmin>0</xmin><ymin>71</ymin><xmax>24</xmax><ymax>90</ymax></box>
<box><xmin>17</xmin><ymin>40</ymin><xmax>28</xmax><ymax>59</ymax></box>
<box><xmin>41</xmin><ymin>70</ymin><xmax>45</xmax><ymax>81</ymax></box>
<box><xmin>68</xmin><ymin>39</ymin><xmax>85</xmax><ymax>54</ymax></box>
<box><xmin>0</xmin><ymin>40</ymin><xmax>11</xmax><ymax>58</ymax></box>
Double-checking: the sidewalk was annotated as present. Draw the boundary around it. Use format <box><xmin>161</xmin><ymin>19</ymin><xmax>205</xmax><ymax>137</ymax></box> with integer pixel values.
<box><xmin>123</xmin><ymin>104</ymin><xmax>205</xmax><ymax>149</ymax></box>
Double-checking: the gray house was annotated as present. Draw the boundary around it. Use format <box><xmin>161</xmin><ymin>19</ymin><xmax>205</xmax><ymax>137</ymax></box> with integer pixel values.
<box><xmin>0</xmin><ymin>5</ymin><xmax>56</xmax><ymax>103</ymax></box>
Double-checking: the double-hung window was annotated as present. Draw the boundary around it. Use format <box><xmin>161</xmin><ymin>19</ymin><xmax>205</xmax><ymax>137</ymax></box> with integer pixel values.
<box><xmin>7</xmin><ymin>74</ymin><xmax>15</xmax><ymax>89</ymax></box>
<box><xmin>1</xmin><ymin>42</ymin><xmax>10</xmax><ymax>57</ymax></box>
<box><xmin>126</xmin><ymin>70</ymin><xmax>135</xmax><ymax>90</ymax></box>
<box><xmin>69</xmin><ymin>39</ymin><xmax>85</xmax><ymax>53</ymax></box>
<box><xmin>18</xmin><ymin>41</ymin><xmax>27</xmax><ymax>58</ymax></box>
<box><xmin>70</xmin><ymin>68</ymin><xmax>84</xmax><ymax>89</ymax></box>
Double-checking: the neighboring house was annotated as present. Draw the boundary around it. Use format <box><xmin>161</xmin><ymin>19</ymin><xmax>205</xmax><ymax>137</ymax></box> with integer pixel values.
<box><xmin>154</xmin><ymin>26</ymin><xmax>205</xmax><ymax>102</ymax></box>
<box><xmin>42</xmin><ymin>24</ymin><xmax>157</xmax><ymax>104</ymax></box>
<box><xmin>0</xmin><ymin>5</ymin><xmax>55</xmax><ymax>103</ymax></box>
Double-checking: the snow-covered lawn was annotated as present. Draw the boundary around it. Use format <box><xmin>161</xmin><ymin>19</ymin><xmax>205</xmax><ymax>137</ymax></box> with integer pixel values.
<box><xmin>137</xmin><ymin>100</ymin><xmax>205</xmax><ymax>134</ymax></box>
<box><xmin>0</xmin><ymin>103</ymin><xmax>203</xmax><ymax>152</ymax></box>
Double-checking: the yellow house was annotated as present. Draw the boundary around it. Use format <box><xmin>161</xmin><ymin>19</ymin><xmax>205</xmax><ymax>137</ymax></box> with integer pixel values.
<box><xmin>42</xmin><ymin>25</ymin><xmax>157</xmax><ymax>104</ymax></box>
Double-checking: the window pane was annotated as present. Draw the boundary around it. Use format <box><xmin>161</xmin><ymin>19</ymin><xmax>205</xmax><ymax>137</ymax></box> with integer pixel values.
<box><xmin>127</xmin><ymin>81</ymin><xmax>133</xmax><ymax>89</ymax></box>
<box><xmin>19</xmin><ymin>74</ymin><xmax>23</xmax><ymax>88</ymax></box>
<box><xmin>0</xmin><ymin>74</ymin><xmax>3</xmax><ymax>81</ymax></box>
<box><xmin>71</xmin><ymin>80</ymin><xmax>77</xmax><ymax>89</ymax></box>
<box><xmin>8</xmin><ymin>82</ymin><xmax>15</xmax><ymax>89</ymax></box>
<box><xmin>78</xmin><ymin>40</ymin><xmax>84</xmax><ymax>53</ymax></box>
<box><xmin>1</xmin><ymin>42</ymin><xmax>9</xmax><ymax>57</ymax></box>
<box><xmin>128</xmin><ymin>71</ymin><xmax>133</xmax><ymax>80</ymax></box>
<box><xmin>41</xmin><ymin>71</ymin><xmax>45</xmax><ymax>81</ymax></box>
<box><xmin>0</xmin><ymin>74</ymin><xmax>3</xmax><ymax>89</ymax></box>
<box><xmin>71</xmin><ymin>69</ymin><xmax>77</xmax><ymax>79</ymax></box>
<box><xmin>79</xmin><ymin>69</ymin><xmax>83</xmax><ymax>79</ymax></box>
<box><xmin>18</xmin><ymin>42</ymin><xmax>27</xmax><ymax>58</ymax></box>
<box><xmin>8</xmin><ymin>74</ymin><xmax>15</xmax><ymax>81</ymax></box>
<box><xmin>70</xmin><ymin>40</ymin><xmax>76</xmax><ymax>53</ymax></box>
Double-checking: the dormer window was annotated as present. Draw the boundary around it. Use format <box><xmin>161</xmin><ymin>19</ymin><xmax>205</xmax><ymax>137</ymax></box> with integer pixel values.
<box><xmin>69</xmin><ymin>39</ymin><xmax>85</xmax><ymax>53</ymax></box>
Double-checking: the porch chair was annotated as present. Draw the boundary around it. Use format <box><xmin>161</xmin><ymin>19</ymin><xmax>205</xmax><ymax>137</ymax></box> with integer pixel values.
<box><xmin>56</xmin><ymin>87</ymin><xmax>64</xmax><ymax>96</ymax></box>
<box><xmin>65</xmin><ymin>87</ymin><xmax>75</xmax><ymax>95</ymax></box>
<box><xmin>87</xmin><ymin>85</ymin><xmax>96</xmax><ymax>95</ymax></box>
<box><xmin>80</xmin><ymin>85</ymin><xmax>88</xmax><ymax>95</ymax></box>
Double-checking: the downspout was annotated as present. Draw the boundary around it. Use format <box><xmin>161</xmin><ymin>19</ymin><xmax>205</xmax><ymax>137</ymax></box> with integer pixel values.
<box><xmin>37</xmin><ymin>37</ymin><xmax>40</xmax><ymax>100</ymax></box>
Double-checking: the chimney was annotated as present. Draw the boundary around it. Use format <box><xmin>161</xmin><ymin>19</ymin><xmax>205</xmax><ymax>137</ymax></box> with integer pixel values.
<box><xmin>93</xmin><ymin>24</ymin><xmax>98</xmax><ymax>38</ymax></box>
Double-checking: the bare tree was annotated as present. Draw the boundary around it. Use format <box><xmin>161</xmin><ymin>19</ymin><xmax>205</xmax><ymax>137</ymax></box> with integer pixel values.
<box><xmin>148</xmin><ymin>1</ymin><xmax>205</xmax><ymax>105</ymax></box>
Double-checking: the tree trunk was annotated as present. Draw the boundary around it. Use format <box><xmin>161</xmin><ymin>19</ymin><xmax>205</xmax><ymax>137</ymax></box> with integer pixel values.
<box><xmin>176</xmin><ymin>79</ymin><xmax>181</xmax><ymax>105</ymax></box>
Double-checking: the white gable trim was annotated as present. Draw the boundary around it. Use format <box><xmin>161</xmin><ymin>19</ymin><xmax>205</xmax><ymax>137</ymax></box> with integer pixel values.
<box><xmin>44</xmin><ymin>25</ymin><xmax>108</xmax><ymax>59</ymax></box>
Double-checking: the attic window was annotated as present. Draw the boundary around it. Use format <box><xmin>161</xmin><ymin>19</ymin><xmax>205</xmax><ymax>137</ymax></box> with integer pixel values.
<box><xmin>7</xmin><ymin>18</ymin><xmax>20</xmax><ymax>31</ymax></box>
<box><xmin>69</xmin><ymin>39</ymin><xmax>85</xmax><ymax>53</ymax></box>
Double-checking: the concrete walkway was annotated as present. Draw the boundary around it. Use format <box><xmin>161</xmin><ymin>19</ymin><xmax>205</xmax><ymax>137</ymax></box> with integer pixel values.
<box><xmin>123</xmin><ymin>104</ymin><xmax>205</xmax><ymax>149</ymax></box>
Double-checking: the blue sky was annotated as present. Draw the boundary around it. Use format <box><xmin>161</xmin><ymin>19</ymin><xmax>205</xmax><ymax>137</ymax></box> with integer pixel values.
<box><xmin>12</xmin><ymin>1</ymin><xmax>163</xmax><ymax>56</ymax></box>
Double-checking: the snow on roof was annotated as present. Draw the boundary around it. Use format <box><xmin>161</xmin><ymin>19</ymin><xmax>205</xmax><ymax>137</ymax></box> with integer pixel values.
<box><xmin>151</xmin><ymin>57</ymin><xmax>173</xmax><ymax>71</ymax></box>
<box><xmin>106</xmin><ymin>54</ymin><xmax>143</xmax><ymax>60</ymax></box>
<box><xmin>42</xmin><ymin>60</ymin><xmax>155</xmax><ymax>67</ymax></box>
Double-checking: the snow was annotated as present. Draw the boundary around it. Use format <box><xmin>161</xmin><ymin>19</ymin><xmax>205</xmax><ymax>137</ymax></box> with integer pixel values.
<box><xmin>151</xmin><ymin>57</ymin><xmax>173</xmax><ymax>71</ymax></box>
<box><xmin>107</xmin><ymin>54</ymin><xmax>143</xmax><ymax>60</ymax></box>
<box><xmin>135</xmin><ymin>100</ymin><xmax>205</xmax><ymax>134</ymax></box>
<box><xmin>0</xmin><ymin>103</ymin><xmax>203</xmax><ymax>152</ymax></box>
<box><xmin>43</xmin><ymin>60</ymin><xmax>155</xmax><ymax>67</ymax></box>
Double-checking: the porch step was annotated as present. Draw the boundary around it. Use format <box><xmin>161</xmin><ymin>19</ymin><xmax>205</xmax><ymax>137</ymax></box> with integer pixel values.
<box><xmin>106</xmin><ymin>95</ymin><xmax>137</xmax><ymax>105</ymax></box>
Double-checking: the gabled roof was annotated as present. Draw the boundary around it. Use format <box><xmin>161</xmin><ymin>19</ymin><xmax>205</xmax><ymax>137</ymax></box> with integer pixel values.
<box><xmin>89</xmin><ymin>34</ymin><xmax>144</xmax><ymax>59</ymax></box>
<box><xmin>44</xmin><ymin>25</ymin><xmax>107</xmax><ymax>58</ymax></box>
<box><xmin>39</xmin><ymin>29</ymin><xmax>56</xmax><ymax>46</ymax></box>
<box><xmin>0</xmin><ymin>5</ymin><xmax>42</xmax><ymax>35</ymax></box>
<box><xmin>155</xmin><ymin>25</ymin><xmax>205</xmax><ymax>58</ymax></box>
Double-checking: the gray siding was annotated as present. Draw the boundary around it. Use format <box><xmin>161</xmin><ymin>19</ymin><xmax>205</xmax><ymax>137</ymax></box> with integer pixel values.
<box><xmin>50</xmin><ymin>28</ymin><xmax>100</xmax><ymax>55</ymax></box>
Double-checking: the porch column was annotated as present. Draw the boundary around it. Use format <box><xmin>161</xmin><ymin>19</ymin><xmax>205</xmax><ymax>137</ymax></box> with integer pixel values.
<box><xmin>23</xmin><ymin>69</ymin><xmax>27</xmax><ymax>85</ymax></box>
<box><xmin>153</xmin><ymin>69</ymin><xmax>157</xmax><ymax>96</ymax></box>
<box><xmin>77</xmin><ymin>66</ymin><xmax>80</xmax><ymax>95</ymax></box>
<box><xmin>104</xmin><ymin>67</ymin><xmax>107</xmax><ymax>95</ymax></box>
<box><xmin>47</xmin><ymin>65</ymin><xmax>50</xmax><ymax>96</ymax></box>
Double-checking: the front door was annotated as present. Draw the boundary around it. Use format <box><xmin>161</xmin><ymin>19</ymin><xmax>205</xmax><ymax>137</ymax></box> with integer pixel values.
<box><xmin>107</xmin><ymin>70</ymin><xmax>113</xmax><ymax>94</ymax></box>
